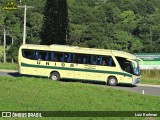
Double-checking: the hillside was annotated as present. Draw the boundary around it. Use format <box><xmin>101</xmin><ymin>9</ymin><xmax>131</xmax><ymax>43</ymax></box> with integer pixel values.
<box><xmin>0</xmin><ymin>0</ymin><xmax>160</xmax><ymax>62</ymax></box>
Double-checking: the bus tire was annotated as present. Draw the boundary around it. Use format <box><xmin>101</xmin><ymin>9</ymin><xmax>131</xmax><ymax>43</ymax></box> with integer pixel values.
<box><xmin>107</xmin><ymin>76</ymin><xmax>117</xmax><ymax>86</ymax></box>
<box><xmin>50</xmin><ymin>72</ymin><xmax>60</xmax><ymax>81</ymax></box>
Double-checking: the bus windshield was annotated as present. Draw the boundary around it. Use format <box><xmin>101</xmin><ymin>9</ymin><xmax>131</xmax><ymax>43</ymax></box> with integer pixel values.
<box><xmin>116</xmin><ymin>57</ymin><xmax>140</xmax><ymax>76</ymax></box>
<box><xmin>131</xmin><ymin>60</ymin><xmax>140</xmax><ymax>76</ymax></box>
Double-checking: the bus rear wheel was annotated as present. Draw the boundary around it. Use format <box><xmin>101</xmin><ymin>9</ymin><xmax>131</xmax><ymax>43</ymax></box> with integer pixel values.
<box><xmin>107</xmin><ymin>76</ymin><xmax>117</xmax><ymax>86</ymax></box>
<box><xmin>50</xmin><ymin>72</ymin><xmax>60</xmax><ymax>81</ymax></box>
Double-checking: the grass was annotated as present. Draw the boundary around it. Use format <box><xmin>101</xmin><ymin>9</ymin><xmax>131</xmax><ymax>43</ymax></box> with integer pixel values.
<box><xmin>0</xmin><ymin>76</ymin><xmax>160</xmax><ymax>120</ymax></box>
<box><xmin>0</xmin><ymin>62</ymin><xmax>18</xmax><ymax>70</ymax></box>
<box><xmin>141</xmin><ymin>78</ymin><xmax>160</xmax><ymax>85</ymax></box>
<box><xmin>141</xmin><ymin>69</ymin><xmax>160</xmax><ymax>85</ymax></box>
<box><xmin>141</xmin><ymin>69</ymin><xmax>160</xmax><ymax>79</ymax></box>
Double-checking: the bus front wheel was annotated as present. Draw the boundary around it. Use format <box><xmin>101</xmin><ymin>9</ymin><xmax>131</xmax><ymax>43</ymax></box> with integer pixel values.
<box><xmin>107</xmin><ymin>76</ymin><xmax>117</xmax><ymax>86</ymax></box>
<box><xmin>50</xmin><ymin>72</ymin><xmax>60</xmax><ymax>81</ymax></box>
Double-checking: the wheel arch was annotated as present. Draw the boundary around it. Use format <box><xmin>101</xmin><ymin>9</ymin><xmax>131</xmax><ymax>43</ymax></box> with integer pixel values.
<box><xmin>49</xmin><ymin>71</ymin><xmax>61</xmax><ymax>78</ymax></box>
<box><xmin>106</xmin><ymin>75</ymin><xmax>118</xmax><ymax>85</ymax></box>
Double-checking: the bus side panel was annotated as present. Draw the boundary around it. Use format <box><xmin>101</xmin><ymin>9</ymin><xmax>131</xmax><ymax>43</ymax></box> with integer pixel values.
<box><xmin>45</xmin><ymin>62</ymin><xmax>72</xmax><ymax>78</ymax></box>
<box><xmin>74</xmin><ymin>64</ymin><xmax>86</xmax><ymax>80</ymax></box>
<box><xmin>121</xmin><ymin>75</ymin><xmax>133</xmax><ymax>84</ymax></box>
<box><xmin>20</xmin><ymin>58</ymin><xmax>43</xmax><ymax>76</ymax></box>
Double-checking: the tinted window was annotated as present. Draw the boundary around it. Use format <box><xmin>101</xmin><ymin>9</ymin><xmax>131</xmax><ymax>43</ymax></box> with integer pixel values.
<box><xmin>116</xmin><ymin>57</ymin><xmax>133</xmax><ymax>74</ymax></box>
<box><xmin>22</xmin><ymin>49</ymin><xmax>115</xmax><ymax>66</ymax></box>
<box><xmin>38</xmin><ymin>51</ymin><xmax>48</xmax><ymax>61</ymax></box>
<box><xmin>22</xmin><ymin>49</ymin><xmax>36</xmax><ymax>60</ymax></box>
<box><xmin>75</xmin><ymin>54</ymin><xmax>89</xmax><ymax>64</ymax></box>
<box><xmin>90</xmin><ymin>55</ymin><xmax>116</xmax><ymax>66</ymax></box>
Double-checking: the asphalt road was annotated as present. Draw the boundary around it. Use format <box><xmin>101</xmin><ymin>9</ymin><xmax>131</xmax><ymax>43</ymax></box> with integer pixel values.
<box><xmin>0</xmin><ymin>70</ymin><xmax>160</xmax><ymax>97</ymax></box>
<box><xmin>107</xmin><ymin>85</ymin><xmax>160</xmax><ymax>97</ymax></box>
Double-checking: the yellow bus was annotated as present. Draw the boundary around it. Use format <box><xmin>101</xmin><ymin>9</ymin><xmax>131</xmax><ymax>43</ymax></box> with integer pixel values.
<box><xmin>18</xmin><ymin>44</ymin><xmax>141</xmax><ymax>86</ymax></box>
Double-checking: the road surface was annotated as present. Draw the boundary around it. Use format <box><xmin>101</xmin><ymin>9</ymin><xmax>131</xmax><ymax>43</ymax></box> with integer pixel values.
<box><xmin>0</xmin><ymin>70</ymin><xmax>160</xmax><ymax>96</ymax></box>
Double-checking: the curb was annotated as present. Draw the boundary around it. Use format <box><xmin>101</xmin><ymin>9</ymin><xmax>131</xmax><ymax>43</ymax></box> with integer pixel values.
<box><xmin>0</xmin><ymin>69</ymin><xmax>17</xmax><ymax>73</ymax></box>
<box><xmin>137</xmin><ymin>84</ymin><xmax>160</xmax><ymax>88</ymax></box>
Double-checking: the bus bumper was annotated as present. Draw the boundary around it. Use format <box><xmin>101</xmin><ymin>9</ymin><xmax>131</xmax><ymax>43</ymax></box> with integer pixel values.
<box><xmin>132</xmin><ymin>77</ymin><xmax>140</xmax><ymax>85</ymax></box>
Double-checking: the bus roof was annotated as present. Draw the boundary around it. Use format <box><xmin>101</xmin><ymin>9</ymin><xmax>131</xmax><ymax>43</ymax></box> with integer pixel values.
<box><xmin>20</xmin><ymin>44</ymin><xmax>137</xmax><ymax>59</ymax></box>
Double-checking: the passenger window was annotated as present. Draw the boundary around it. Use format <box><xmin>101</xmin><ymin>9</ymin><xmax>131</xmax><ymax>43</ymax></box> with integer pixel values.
<box><xmin>33</xmin><ymin>50</ymin><xmax>50</xmax><ymax>61</ymax></box>
<box><xmin>75</xmin><ymin>54</ymin><xmax>88</xmax><ymax>64</ymax></box>
<box><xmin>97</xmin><ymin>56</ymin><xmax>102</xmax><ymax>65</ymax></box>
<box><xmin>91</xmin><ymin>55</ymin><xmax>97</xmax><ymax>65</ymax></box>
<box><xmin>45</xmin><ymin>52</ymin><xmax>51</xmax><ymax>61</ymax></box>
<box><xmin>48</xmin><ymin>52</ymin><xmax>75</xmax><ymax>62</ymax></box>
<box><xmin>22</xmin><ymin>49</ymin><xmax>35</xmax><ymax>60</ymax></box>
<box><xmin>55</xmin><ymin>52</ymin><xmax>64</xmax><ymax>62</ymax></box>
<box><xmin>64</xmin><ymin>53</ymin><xmax>75</xmax><ymax>63</ymax></box>
<box><xmin>102</xmin><ymin>56</ymin><xmax>115</xmax><ymax>66</ymax></box>
<box><xmin>64</xmin><ymin>53</ymin><xmax>70</xmax><ymax>62</ymax></box>
<box><xmin>89</xmin><ymin>55</ymin><xmax>115</xmax><ymax>66</ymax></box>
<box><xmin>50</xmin><ymin>52</ymin><xmax>54</xmax><ymax>61</ymax></box>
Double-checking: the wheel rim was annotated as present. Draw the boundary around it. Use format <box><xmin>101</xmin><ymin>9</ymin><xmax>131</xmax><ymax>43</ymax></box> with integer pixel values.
<box><xmin>51</xmin><ymin>75</ymin><xmax>57</xmax><ymax>80</ymax></box>
<box><xmin>110</xmin><ymin>78</ymin><xmax>116</xmax><ymax>85</ymax></box>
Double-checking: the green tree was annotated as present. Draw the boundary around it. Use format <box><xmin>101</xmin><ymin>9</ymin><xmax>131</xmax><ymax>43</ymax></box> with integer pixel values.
<box><xmin>113</xmin><ymin>31</ymin><xmax>132</xmax><ymax>51</ymax></box>
<box><xmin>101</xmin><ymin>2</ymin><xmax>120</xmax><ymax>23</ymax></box>
<box><xmin>116</xmin><ymin>10</ymin><xmax>136</xmax><ymax>33</ymax></box>
<box><xmin>41</xmin><ymin>0</ymin><xmax>68</xmax><ymax>45</ymax></box>
<box><xmin>130</xmin><ymin>38</ymin><xmax>143</xmax><ymax>53</ymax></box>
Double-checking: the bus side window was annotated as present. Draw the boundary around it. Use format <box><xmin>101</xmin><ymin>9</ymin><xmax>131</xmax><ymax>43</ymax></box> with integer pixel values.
<box><xmin>75</xmin><ymin>54</ymin><xmax>82</xmax><ymax>64</ymax></box>
<box><xmin>35</xmin><ymin>51</ymin><xmax>39</xmax><ymax>60</ymax></box>
<box><xmin>83</xmin><ymin>57</ymin><xmax>86</xmax><ymax>64</ymax></box>
<box><xmin>55</xmin><ymin>52</ymin><xmax>64</xmax><ymax>62</ymax></box>
<box><xmin>45</xmin><ymin>52</ymin><xmax>49</xmax><ymax>61</ymax></box>
<box><xmin>91</xmin><ymin>55</ymin><xmax>97</xmax><ymax>65</ymax></box>
<box><xmin>64</xmin><ymin>53</ymin><xmax>69</xmax><ymax>62</ymax></box>
<box><xmin>72</xmin><ymin>54</ymin><xmax>75</xmax><ymax>63</ymax></box>
<box><xmin>97</xmin><ymin>56</ymin><xmax>102</xmax><ymax>65</ymax></box>
<box><xmin>108</xmin><ymin>57</ymin><xmax>113</xmax><ymax>66</ymax></box>
<box><xmin>67</xmin><ymin>53</ymin><xmax>71</xmax><ymax>62</ymax></box>
<box><xmin>75</xmin><ymin>54</ymin><xmax>88</xmax><ymax>64</ymax></box>
<box><xmin>61</xmin><ymin>53</ymin><xmax>65</xmax><ymax>62</ymax></box>
<box><xmin>101</xmin><ymin>57</ymin><xmax>107</xmax><ymax>66</ymax></box>
<box><xmin>51</xmin><ymin>52</ymin><xmax>54</xmax><ymax>61</ymax></box>
<box><xmin>22</xmin><ymin>49</ymin><xmax>35</xmax><ymax>60</ymax></box>
<box><xmin>37</xmin><ymin>51</ymin><xmax>47</xmax><ymax>60</ymax></box>
<box><xmin>78</xmin><ymin>57</ymin><xmax>81</xmax><ymax>63</ymax></box>
<box><xmin>102</xmin><ymin>56</ymin><xmax>115</xmax><ymax>66</ymax></box>
<box><xmin>22</xmin><ymin>50</ymin><xmax>25</xmax><ymax>57</ymax></box>
<box><xmin>108</xmin><ymin>56</ymin><xmax>115</xmax><ymax>66</ymax></box>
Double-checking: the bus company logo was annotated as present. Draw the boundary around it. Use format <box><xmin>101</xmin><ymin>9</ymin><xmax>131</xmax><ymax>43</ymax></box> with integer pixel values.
<box><xmin>2</xmin><ymin>112</ymin><xmax>11</xmax><ymax>117</ymax></box>
<box><xmin>2</xmin><ymin>1</ymin><xmax>18</xmax><ymax>10</ymax></box>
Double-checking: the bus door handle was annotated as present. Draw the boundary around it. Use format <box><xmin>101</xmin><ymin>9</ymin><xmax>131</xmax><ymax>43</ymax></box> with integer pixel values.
<box><xmin>46</xmin><ymin>62</ymin><xmax>49</xmax><ymax>65</ymax></box>
<box><xmin>37</xmin><ymin>61</ymin><xmax>40</xmax><ymax>64</ymax></box>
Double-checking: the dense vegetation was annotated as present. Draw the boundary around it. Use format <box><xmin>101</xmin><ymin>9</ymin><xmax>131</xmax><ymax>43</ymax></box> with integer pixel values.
<box><xmin>0</xmin><ymin>0</ymin><xmax>160</xmax><ymax>62</ymax></box>
<box><xmin>41</xmin><ymin>0</ymin><xmax>68</xmax><ymax>45</ymax></box>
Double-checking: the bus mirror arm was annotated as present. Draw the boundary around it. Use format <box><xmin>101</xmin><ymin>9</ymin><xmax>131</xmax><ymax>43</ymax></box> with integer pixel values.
<box><xmin>137</xmin><ymin>58</ymin><xmax>143</xmax><ymax>65</ymax></box>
